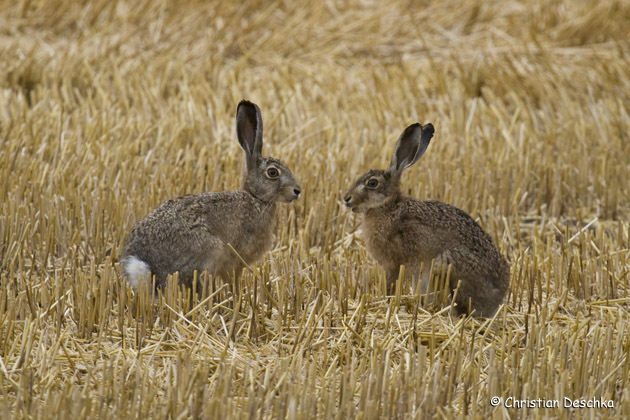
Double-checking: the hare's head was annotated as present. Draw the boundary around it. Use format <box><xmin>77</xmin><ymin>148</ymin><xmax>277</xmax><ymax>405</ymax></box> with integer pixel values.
<box><xmin>344</xmin><ymin>122</ymin><xmax>434</xmax><ymax>213</ymax></box>
<box><xmin>237</xmin><ymin>100</ymin><xmax>301</xmax><ymax>203</ymax></box>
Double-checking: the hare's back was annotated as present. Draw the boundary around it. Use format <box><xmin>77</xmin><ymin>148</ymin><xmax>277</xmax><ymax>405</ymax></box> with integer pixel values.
<box><xmin>399</xmin><ymin>199</ymin><xmax>499</xmax><ymax>253</ymax></box>
<box><xmin>123</xmin><ymin>191</ymin><xmax>255</xmax><ymax>251</ymax></box>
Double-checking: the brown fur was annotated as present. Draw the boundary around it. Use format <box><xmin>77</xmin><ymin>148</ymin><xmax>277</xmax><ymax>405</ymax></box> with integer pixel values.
<box><xmin>344</xmin><ymin>123</ymin><xmax>509</xmax><ymax>317</ymax></box>
<box><xmin>120</xmin><ymin>100</ymin><xmax>301</xmax><ymax>291</ymax></box>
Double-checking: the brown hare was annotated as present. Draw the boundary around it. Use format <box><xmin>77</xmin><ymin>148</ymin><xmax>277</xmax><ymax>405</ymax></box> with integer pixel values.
<box><xmin>121</xmin><ymin>100</ymin><xmax>301</xmax><ymax>292</ymax></box>
<box><xmin>343</xmin><ymin>123</ymin><xmax>509</xmax><ymax>317</ymax></box>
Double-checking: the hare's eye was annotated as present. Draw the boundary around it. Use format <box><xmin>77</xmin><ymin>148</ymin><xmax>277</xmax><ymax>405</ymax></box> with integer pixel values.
<box><xmin>367</xmin><ymin>178</ymin><xmax>378</xmax><ymax>188</ymax></box>
<box><xmin>267</xmin><ymin>167</ymin><xmax>280</xmax><ymax>178</ymax></box>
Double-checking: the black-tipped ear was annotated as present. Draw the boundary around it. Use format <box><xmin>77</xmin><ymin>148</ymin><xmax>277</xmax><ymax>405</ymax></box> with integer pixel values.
<box><xmin>236</xmin><ymin>100</ymin><xmax>263</xmax><ymax>161</ymax></box>
<box><xmin>388</xmin><ymin>123</ymin><xmax>434</xmax><ymax>173</ymax></box>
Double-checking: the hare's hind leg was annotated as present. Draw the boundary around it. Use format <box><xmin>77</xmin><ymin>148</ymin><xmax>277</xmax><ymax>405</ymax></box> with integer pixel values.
<box><xmin>437</xmin><ymin>246</ymin><xmax>505</xmax><ymax>318</ymax></box>
<box><xmin>451</xmin><ymin>278</ymin><xmax>504</xmax><ymax>318</ymax></box>
<box><xmin>433</xmin><ymin>248</ymin><xmax>490</xmax><ymax>317</ymax></box>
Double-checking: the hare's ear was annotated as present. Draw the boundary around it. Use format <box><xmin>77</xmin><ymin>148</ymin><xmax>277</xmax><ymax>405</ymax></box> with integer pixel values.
<box><xmin>388</xmin><ymin>123</ymin><xmax>434</xmax><ymax>174</ymax></box>
<box><xmin>236</xmin><ymin>100</ymin><xmax>263</xmax><ymax>166</ymax></box>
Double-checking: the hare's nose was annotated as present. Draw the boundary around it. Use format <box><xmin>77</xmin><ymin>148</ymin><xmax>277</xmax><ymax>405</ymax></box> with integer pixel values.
<box><xmin>343</xmin><ymin>194</ymin><xmax>352</xmax><ymax>204</ymax></box>
<box><xmin>293</xmin><ymin>187</ymin><xmax>301</xmax><ymax>198</ymax></box>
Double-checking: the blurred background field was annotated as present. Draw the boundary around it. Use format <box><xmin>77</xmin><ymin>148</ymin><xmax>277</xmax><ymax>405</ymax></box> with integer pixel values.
<box><xmin>1</xmin><ymin>0</ymin><xmax>629</xmax><ymax>418</ymax></box>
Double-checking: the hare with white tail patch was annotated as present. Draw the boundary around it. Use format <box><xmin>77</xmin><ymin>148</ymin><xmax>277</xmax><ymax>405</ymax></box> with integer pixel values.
<box><xmin>121</xmin><ymin>100</ymin><xmax>301</xmax><ymax>292</ymax></box>
<box><xmin>343</xmin><ymin>122</ymin><xmax>509</xmax><ymax>317</ymax></box>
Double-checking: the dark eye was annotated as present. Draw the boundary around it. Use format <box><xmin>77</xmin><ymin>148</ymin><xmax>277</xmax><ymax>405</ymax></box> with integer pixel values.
<box><xmin>267</xmin><ymin>167</ymin><xmax>279</xmax><ymax>178</ymax></box>
<box><xmin>367</xmin><ymin>178</ymin><xmax>378</xmax><ymax>188</ymax></box>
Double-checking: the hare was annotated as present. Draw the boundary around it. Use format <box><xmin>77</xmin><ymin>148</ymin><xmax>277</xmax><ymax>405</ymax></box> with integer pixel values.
<box><xmin>343</xmin><ymin>123</ymin><xmax>509</xmax><ymax>317</ymax></box>
<box><xmin>120</xmin><ymin>100</ymin><xmax>301</xmax><ymax>293</ymax></box>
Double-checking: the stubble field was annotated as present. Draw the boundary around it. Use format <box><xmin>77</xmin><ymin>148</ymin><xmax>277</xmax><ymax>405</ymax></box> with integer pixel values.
<box><xmin>1</xmin><ymin>0</ymin><xmax>630</xmax><ymax>418</ymax></box>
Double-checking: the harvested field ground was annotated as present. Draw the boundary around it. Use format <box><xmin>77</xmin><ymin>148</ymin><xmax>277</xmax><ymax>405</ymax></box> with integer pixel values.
<box><xmin>1</xmin><ymin>0</ymin><xmax>630</xmax><ymax>418</ymax></box>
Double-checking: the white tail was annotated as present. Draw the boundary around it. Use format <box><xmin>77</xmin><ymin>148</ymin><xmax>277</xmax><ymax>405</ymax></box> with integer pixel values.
<box><xmin>122</xmin><ymin>256</ymin><xmax>150</xmax><ymax>290</ymax></box>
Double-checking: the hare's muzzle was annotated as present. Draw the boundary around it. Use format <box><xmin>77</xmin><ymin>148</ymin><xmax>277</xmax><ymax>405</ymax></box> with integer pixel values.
<box><xmin>343</xmin><ymin>192</ymin><xmax>362</xmax><ymax>213</ymax></box>
<box><xmin>343</xmin><ymin>193</ymin><xmax>355</xmax><ymax>209</ymax></box>
<box><xmin>280</xmin><ymin>184</ymin><xmax>301</xmax><ymax>202</ymax></box>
